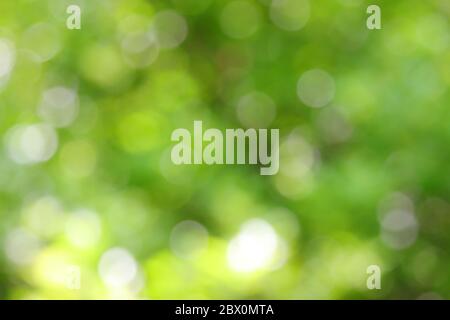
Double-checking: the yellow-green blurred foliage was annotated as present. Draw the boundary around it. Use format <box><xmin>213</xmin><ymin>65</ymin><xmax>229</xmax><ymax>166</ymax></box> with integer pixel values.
<box><xmin>0</xmin><ymin>0</ymin><xmax>449</xmax><ymax>299</ymax></box>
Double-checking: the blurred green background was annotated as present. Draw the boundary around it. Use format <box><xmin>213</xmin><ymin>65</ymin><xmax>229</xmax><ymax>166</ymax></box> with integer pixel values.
<box><xmin>0</xmin><ymin>0</ymin><xmax>449</xmax><ymax>299</ymax></box>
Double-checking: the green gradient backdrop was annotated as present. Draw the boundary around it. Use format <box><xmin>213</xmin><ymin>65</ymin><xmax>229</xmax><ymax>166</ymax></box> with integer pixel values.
<box><xmin>0</xmin><ymin>0</ymin><xmax>449</xmax><ymax>299</ymax></box>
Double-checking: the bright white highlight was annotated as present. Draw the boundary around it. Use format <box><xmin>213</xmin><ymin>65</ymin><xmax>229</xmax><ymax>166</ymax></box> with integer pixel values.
<box><xmin>227</xmin><ymin>219</ymin><xmax>279</xmax><ymax>273</ymax></box>
<box><xmin>5</xmin><ymin>123</ymin><xmax>58</xmax><ymax>165</ymax></box>
<box><xmin>99</xmin><ymin>248</ymin><xmax>138</xmax><ymax>288</ymax></box>
<box><xmin>66</xmin><ymin>209</ymin><xmax>101</xmax><ymax>248</ymax></box>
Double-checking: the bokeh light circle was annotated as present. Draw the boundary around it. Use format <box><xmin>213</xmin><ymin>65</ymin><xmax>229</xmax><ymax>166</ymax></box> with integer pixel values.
<box><xmin>121</xmin><ymin>31</ymin><xmax>159</xmax><ymax>68</ymax></box>
<box><xmin>171</xmin><ymin>0</ymin><xmax>212</xmax><ymax>15</ymax></box>
<box><xmin>99</xmin><ymin>247</ymin><xmax>138</xmax><ymax>288</ymax></box>
<box><xmin>0</xmin><ymin>38</ymin><xmax>15</xmax><ymax>80</ymax></box>
<box><xmin>152</xmin><ymin>10</ymin><xmax>188</xmax><ymax>49</ymax></box>
<box><xmin>22</xmin><ymin>23</ymin><xmax>61</xmax><ymax>62</ymax></box>
<box><xmin>270</xmin><ymin>0</ymin><xmax>310</xmax><ymax>31</ymax></box>
<box><xmin>4</xmin><ymin>228</ymin><xmax>41</xmax><ymax>266</ymax></box>
<box><xmin>23</xmin><ymin>196</ymin><xmax>65</xmax><ymax>238</ymax></box>
<box><xmin>381</xmin><ymin>209</ymin><xmax>418</xmax><ymax>250</ymax></box>
<box><xmin>66</xmin><ymin>209</ymin><xmax>102</xmax><ymax>248</ymax></box>
<box><xmin>220</xmin><ymin>1</ymin><xmax>262</xmax><ymax>39</ymax></box>
<box><xmin>227</xmin><ymin>219</ymin><xmax>280</xmax><ymax>273</ymax></box>
<box><xmin>5</xmin><ymin>123</ymin><xmax>58</xmax><ymax>165</ymax></box>
<box><xmin>37</xmin><ymin>86</ymin><xmax>79</xmax><ymax>128</ymax></box>
<box><xmin>170</xmin><ymin>220</ymin><xmax>208</xmax><ymax>259</ymax></box>
<box><xmin>236</xmin><ymin>91</ymin><xmax>277</xmax><ymax>128</ymax></box>
<box><xmin>297</xmin><ymin>69</ymin><xmax>335</xmax><ymax>108</ymax></box>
